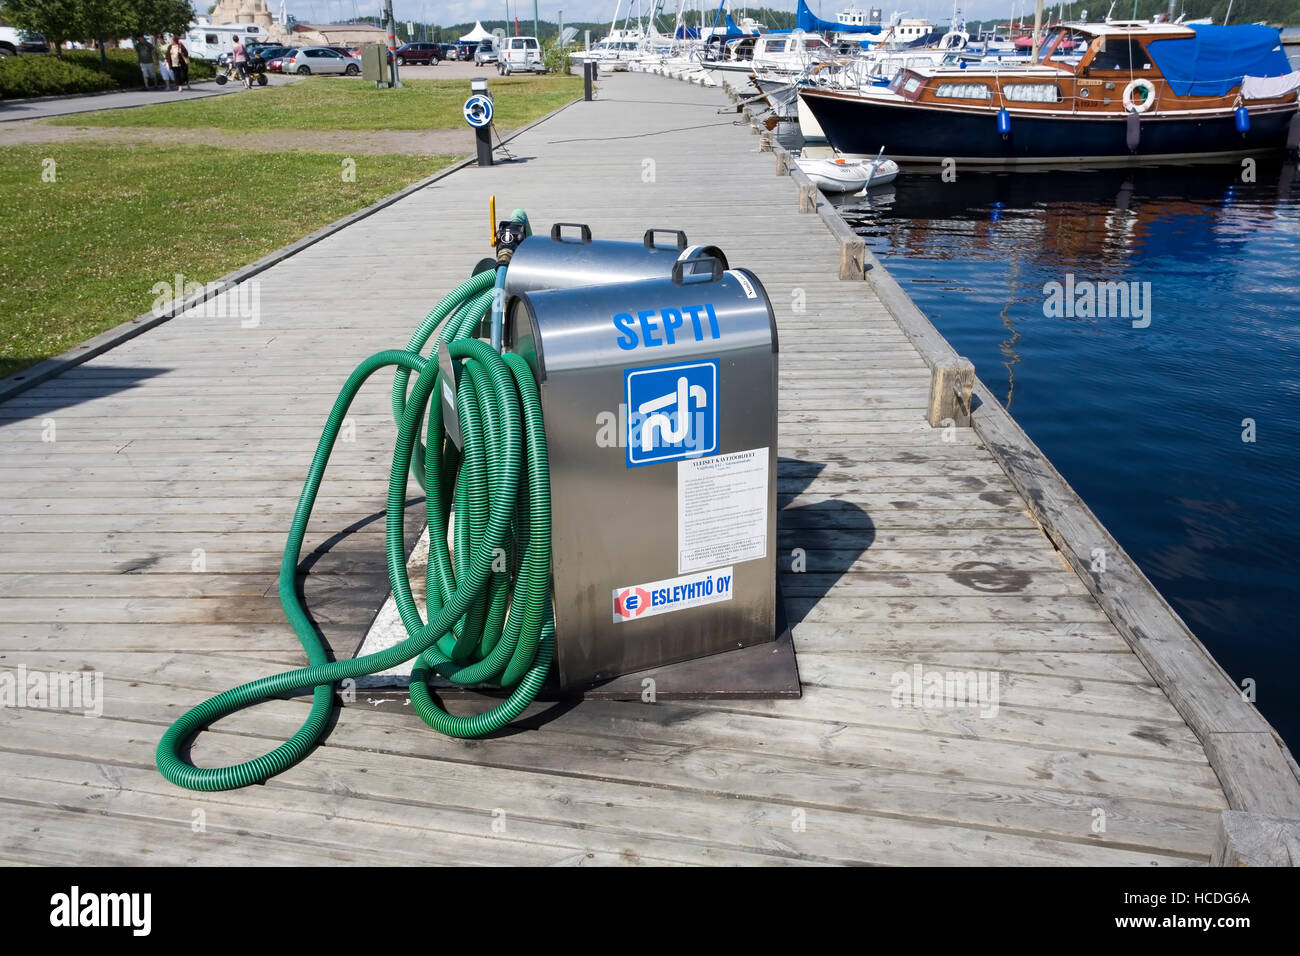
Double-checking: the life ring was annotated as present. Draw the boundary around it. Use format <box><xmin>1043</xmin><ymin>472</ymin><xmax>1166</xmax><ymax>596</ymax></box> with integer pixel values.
<box><xmin>1122</xmin><ymin>78</ymin><xmax>1157</xmax><ymax>113</ymax></box>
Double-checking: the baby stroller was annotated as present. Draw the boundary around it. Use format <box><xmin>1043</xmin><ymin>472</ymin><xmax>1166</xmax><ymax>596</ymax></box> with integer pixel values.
<box><xmin>215</xmin><ymin>52</ymin><xmax>268</xmax><ymax>87</ymax></box>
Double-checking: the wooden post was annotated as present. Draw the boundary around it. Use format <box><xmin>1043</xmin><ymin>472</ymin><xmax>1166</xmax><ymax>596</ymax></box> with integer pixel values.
<box><xmin>759</xmin><ymin>130</ymin><xmax>773</xmax><ymax>151</ymax></box>
<box><xmin>775</xmin><ymin>147</ymin><xmax>790</xmax><ymax>176</ymax></box>
<box><xmin>927</xmin><ymin>357</ymin><xmax>975</xmax><ymax>428</ymax></box>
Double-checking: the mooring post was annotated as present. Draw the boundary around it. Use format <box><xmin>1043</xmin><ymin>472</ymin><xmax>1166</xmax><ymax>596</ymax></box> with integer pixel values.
<box><xmin>928</xmin><ymin>357</ymin><xmax>975</xmax><ymax>428</ymax></box>
<box><xmin>583</xmin><ymin>61</ymin><xmax>594</xmax><ymax>100</ymax></box>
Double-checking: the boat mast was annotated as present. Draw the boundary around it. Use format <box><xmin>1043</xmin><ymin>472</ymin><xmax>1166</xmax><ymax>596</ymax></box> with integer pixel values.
<box><xmin>610</xmin><ymin>0</ymin><xmax>622</xmax><ymax>36</ymax></box>
<box><xmin>1030</xmin><ymin>0</ymin><xmax>1043</xmax><ymax>59</ymax></box>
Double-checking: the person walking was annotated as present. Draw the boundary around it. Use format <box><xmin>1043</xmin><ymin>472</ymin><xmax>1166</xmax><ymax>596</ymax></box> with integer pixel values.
<box><xmin>157</xmin><ymin>34</ymin><xmax>175</xmax><ymax>91</ymax></box>
<box><xmin>134</xmin><ymin>35</ymin><xmax>156</xmax><ymax>90</ymax></box>
<box><xmin>167</xmin><ymin>35</ymin><xmax>190</xmax><ymax>92</ymax></box>
<box><xmin>231</xmin><ymin>35</ymin><xmax>250</xmax><ymax>90</ymax></box>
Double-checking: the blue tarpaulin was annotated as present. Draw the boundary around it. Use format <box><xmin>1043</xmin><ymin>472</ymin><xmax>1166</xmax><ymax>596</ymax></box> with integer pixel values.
<box><xmin>795</xmin><ymin>0</ymin><xmax>882</xmax><ymax>35</ymax></box>
<box><xmin>1146</xmin><ymin>24</ymin><xmax>1291</xmax><ymax>97</ymax></box>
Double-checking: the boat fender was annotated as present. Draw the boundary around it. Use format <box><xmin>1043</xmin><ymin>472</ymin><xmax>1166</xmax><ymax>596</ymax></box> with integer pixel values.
<box><xmin>1126</xmin><ymin>111</ymin><xmax>1141</xmax><ymax>152</ymax></box>
<box><xmin>1288</xmin><ymin>112</ymin><xmax>1300</xmax><ymax>151</ymax></box>
<box><xmin>1122</xmin><ymin>78</ymin><xmax>1156</xmax><ymax>114</ymax></box>
<box><xmin>997</xmin><ymin>107</ymin><xmax>1011</xmax><ymax>137</ymax></box>
<box><xmin>1235</xmin><ymin>106</ymin><xmax>1250</xmax><ymax>134</ymax></box>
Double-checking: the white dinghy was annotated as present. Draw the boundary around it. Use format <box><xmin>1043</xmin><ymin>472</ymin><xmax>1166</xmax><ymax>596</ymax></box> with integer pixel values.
<box><xmin>795</xmin><ymin>148</ymin><xmax>898</xmax><ymax>193</ymax></box>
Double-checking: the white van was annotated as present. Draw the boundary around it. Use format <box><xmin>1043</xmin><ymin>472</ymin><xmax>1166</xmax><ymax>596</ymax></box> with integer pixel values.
<box><xmin>497</xmin><ymin>36</ymin><xmax>545</xmax><ymax>74</ymax></box>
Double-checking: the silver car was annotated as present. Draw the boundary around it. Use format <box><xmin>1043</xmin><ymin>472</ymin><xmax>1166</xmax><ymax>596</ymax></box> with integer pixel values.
<box><xmin>284</xmin><ymin>46</ymin><xmax>361</xmax><ymax>75</ymax></box>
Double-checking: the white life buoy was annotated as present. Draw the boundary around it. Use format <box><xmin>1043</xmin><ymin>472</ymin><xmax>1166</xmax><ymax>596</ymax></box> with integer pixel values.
<box><xmin>1122</xmin><ymin>78</ymin><xmax>1157</xmax><ymax>113</ymax></box>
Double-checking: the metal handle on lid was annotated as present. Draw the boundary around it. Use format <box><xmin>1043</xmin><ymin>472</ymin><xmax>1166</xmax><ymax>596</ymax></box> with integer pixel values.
<box><xmin>643</xmin><ymin>228</ymin><xmax>688</xmax><ymax>251</ymax></box>
<box><xmin>671</xmin><ymin>256</ymin><xmax>724</xmax><ymax>285</ymax></box>
<box><xmin>549</xmin><ymin>222</ymin><xmax>592</xmax><ymax>243</ymax></box>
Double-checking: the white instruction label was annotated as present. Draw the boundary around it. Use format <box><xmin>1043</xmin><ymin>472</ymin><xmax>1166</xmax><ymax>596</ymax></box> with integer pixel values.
<box><xmin>677</xmin><ymin>447</ymin><xmax>769</xmax><ymax>573</ymax></box>
<box><xmin>729</xmin><ymin>270</ymin><xmax>758</xmax><ymax>299</ymax></box>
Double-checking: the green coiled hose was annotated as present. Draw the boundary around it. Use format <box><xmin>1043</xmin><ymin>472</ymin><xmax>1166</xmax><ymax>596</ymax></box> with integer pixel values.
<box><xmin>156</xmin><ymin>260</ymin><xmax>554</xmax><ymax>791</ymax></box>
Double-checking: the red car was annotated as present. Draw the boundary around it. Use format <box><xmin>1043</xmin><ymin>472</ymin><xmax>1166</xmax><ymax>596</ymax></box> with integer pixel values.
<box><xmin>393</xmin><ymin>42</ymin><xmax>441</xmax><ymax>65</ymax></box>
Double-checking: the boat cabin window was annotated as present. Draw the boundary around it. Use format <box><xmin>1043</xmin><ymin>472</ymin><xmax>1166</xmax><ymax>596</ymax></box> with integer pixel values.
<box><xmin>1036</xmin><ymin>28</ymin><xmax>1087</xmax><ymax>67</ymax></box>
<box><xmin>890</xmin><ymin>73</ymin><xmax>923</xmax><ymax>95</ymax></box>
<box><xmin>934</xmin><ymin>81</ymin><xmax>992</xmax><ymax>101</ymax></box>
<box><xmin>1002</xmin><ymin>82</ymin><xmax>1063</xmax><ymax>103</ymax></box>
<box><xmin>1085</xmin><ymin>36</ymin><xmax>1152</xmax><ymax>71</ymax></box>
<box><xmin>765</xmin><ymin>39</ymin><xmax>787</xmax><ymax>54</ymax></box>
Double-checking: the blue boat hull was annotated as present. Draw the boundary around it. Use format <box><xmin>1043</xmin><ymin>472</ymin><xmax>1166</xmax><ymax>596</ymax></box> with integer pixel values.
<box><xmin>799</xmin><ymin>89</ymin><xmax>1299</xmax><ymax>165</ymax></box>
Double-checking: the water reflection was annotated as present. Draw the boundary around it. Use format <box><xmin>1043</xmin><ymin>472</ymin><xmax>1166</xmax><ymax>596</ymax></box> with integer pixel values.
<box><xmin>835</xmin><ymin>158</ymin><xmax>1300</xmax><ymax>751</ymax></box>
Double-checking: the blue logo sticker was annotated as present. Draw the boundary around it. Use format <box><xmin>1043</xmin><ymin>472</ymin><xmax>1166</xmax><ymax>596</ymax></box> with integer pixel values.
<box><xmin>624</xmin><ymin>360</ymin><xmax>718</xmax><ymax>468</ymax></box>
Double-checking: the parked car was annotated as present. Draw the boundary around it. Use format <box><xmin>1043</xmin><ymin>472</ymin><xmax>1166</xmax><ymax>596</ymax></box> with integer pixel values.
<box><xmin>284</xmin><ymin>46</ymin><xmax>361</xmax><ymax>75</ymax></box>
<box><xmin>453</xmin><ymin>42</ymin><xmax>477</xmax><ymax>61</ymax></box>
<box><xmin>497</xmin><ymin>35</ymin><xmax>545</xmax><ymax>74</ymax></box>
<box><xmin>473</xmin><ymin>40</ymin><xmax>498</xmax><ymax>65</ymax></box>
<box><xmin>394</xmin><ymin>42</ymin><xmax>440</xmax><ymax>65</ymax></box>
<box><xmin>438</xmin><ymin>43</ymin><xmax>457</xmax><ymax>60</ymax></box>
<box><xmin>219</xmin><ymin>43</ymin><xmax>287</xmax><ymax>68</ymax></box>
<box><xmin>0</xmin><ymin>27</ymin><xmax>48</xmax><ymax>56</ymax></box>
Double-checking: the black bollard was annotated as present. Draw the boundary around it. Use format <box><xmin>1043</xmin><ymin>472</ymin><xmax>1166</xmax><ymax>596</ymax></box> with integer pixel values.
<box><xmin>476</xmin><ymin>123</ymin><xmax>493</xmax><ymax>166</ymax></box>
<box><xmin>583</xmin><ymin>61</ymin><xmax>593</xmax><ymax>101</ymax></box>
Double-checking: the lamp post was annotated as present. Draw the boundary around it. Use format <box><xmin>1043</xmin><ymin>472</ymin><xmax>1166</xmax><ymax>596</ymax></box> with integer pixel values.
<box><xmin>384</xmin><ymin>0</ymin><xmax>402</xmax><ymax>86</ymax></box>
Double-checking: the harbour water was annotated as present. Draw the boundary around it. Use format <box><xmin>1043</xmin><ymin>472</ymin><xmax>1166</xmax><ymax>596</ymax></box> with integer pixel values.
<box><xmin>833</xmin><ymin>160</ymin><xmax>1300</xmax><ymax>751</ymax></box>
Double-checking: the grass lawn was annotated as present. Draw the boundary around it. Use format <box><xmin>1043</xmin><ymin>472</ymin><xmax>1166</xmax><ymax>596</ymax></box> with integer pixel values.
<box><xmin>0</xmin><ymin>144</ymin><xmax>449</xmax><ymax>378</ymax></box>
<box><xmin>49</xmin><ymin>74</ymin><xmax>583</xmax><ymax>131</ymax></box>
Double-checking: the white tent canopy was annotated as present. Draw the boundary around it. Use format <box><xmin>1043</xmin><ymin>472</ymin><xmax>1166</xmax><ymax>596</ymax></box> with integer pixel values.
<box><xmin>459</xmin><ymin>21</ymin><xmax>493</xmax><ymax>42</ymax></box>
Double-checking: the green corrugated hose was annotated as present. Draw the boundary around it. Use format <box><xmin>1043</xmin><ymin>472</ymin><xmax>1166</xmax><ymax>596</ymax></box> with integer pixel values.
<box><xmin>156</xmin><ymin>262</ymin><xmax>554</xmax><ymax>791</ymax></box>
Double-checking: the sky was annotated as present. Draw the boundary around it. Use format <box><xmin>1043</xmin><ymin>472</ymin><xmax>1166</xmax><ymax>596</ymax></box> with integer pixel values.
<box><xmin>254</xmin><ymin>1</ymin><xmax>1086</xmax><ymax>29</ymax></box>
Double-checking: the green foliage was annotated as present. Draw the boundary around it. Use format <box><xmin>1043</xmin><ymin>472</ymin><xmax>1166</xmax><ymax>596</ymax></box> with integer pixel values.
<box><xmin>0</xmin><ymin>47</ymin><xmax>211</xmax><ymax>98</ymax></box>
<box><xmin>51</xmin><ymin>73</ymin><xmax>581</xmax><ymax>130</ymax></box>
<box><xmin>542</xmin><ymin>39</ymin><xmax>571</xmax><ymax>74</ymax></box>
<box><xmin>1</xmin><ymin>0</ymin><xmax>81</xmax><ymax>50</ymax></box>
<box><xmin>0</xmin><ymin>0</ymin><xmax>199</xmax><ymax>53</ymax></box>
<box><xmin>0</xmin><ymin>143</ymin><xmax>446</xmax><ymax>378</ymax></box>
<box><xmin>0</xmin><ymin>50</ymin><xmax>116</xmax><ymax>97</ymax></box>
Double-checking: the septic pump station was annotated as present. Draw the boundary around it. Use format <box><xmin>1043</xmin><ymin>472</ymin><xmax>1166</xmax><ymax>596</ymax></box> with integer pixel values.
<box><xmin>503</xmin><ymin>226</ymin><xmax>779</xmax><ymax>686</ymax></box>
<box><xmin>155</xmin><ymin>214</ymin><xmax>781</xmax><ymax>792</ymax></box>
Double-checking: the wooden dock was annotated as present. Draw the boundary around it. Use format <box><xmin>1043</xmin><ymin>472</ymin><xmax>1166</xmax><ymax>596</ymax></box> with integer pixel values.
<box><xmin>1</xmin><ymin>70</ymin><xmax>1296</xmax><ymax>866</ymax></box>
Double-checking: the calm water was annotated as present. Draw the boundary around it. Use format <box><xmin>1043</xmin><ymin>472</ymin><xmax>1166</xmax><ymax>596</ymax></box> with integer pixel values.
<box><xmin>833</xmin><ymin>161</ymin><xmax>1300</xmax><ymax>750</ymax></box>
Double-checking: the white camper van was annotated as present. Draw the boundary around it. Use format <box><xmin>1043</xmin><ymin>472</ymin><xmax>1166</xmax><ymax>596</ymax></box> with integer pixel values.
<box><xmin>497</xmin><ymin>35</ymin><xmax>545</xmax><ymax>73</ymax></box>
<box><xmin>181</xmin><ymin>20</ymin><xmax>269</xmax><ymax>61</ymax></box>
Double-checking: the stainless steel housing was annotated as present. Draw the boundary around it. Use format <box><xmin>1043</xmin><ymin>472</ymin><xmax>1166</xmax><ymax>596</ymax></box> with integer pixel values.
<box><xmin>507</xmin><ymin>264</ymin><xmax>779</xmax><ymax>688</ymax></box>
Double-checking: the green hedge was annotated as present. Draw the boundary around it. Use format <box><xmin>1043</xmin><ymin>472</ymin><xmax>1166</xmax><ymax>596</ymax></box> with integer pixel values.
<box><xmin>0</xmin><ymin>48</ymin><xmax>214</xmax><ymax>100</ymax></box>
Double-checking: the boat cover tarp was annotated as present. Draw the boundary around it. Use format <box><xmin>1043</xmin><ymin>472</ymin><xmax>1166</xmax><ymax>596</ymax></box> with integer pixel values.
<box><xmin>1146</xmin><ymin>25</ymin><xmax>1291</xmax><ymax>97</ymax></box>
<box><xmin>795</xmin><ymin>0</ymin><xmax>881</xmax><ymax>35</ymax></box>
<box><xmin>1240</xmin><ymin>69</ymin><xmax>1300</xmax><ymax>100</ymax></box>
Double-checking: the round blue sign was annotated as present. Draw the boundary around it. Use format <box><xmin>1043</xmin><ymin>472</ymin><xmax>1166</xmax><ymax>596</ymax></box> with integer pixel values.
<box><xmin>464</xmin><ymin>94</ymin><xmax>494</xmax><ymax>128</ymax></box>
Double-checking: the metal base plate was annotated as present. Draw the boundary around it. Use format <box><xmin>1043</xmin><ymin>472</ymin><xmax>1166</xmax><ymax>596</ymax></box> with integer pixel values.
<box><xmin>348</xmin><ymin>578</ymin><xmax>799</xmax><ymax>704</ymax></box>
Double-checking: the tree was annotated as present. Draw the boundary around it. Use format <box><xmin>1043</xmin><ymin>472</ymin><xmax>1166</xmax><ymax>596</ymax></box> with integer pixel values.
<box><xmin>75</xmin><ymin>0</ymin><xmax>133</xmax><ymax>66</ymax></box>
<box><xmin>0</xmin><ymin>0</ymin><xmax>83</xmax><ymax>56</ymax></box>
<box><xmin>127</xmin><ymin>0</ymin><xmax>197</xmax><ymax>38</ymax></box>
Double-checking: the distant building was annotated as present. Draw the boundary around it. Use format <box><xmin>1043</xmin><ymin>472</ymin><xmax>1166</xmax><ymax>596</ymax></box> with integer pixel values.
<box><xmin>287</xmin><ymin>22</ymin><xmax>389</xmax><ymax>47</ymax></box>
<box><xmin>207</xmin><ymin>0</ymin><xmax>274</xmax><ymax>30</ymax></box>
